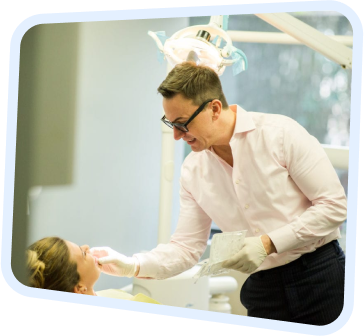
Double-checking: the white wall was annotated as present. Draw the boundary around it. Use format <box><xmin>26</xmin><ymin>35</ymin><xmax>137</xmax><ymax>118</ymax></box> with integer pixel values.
<box><xmin>28</xmin><ymin>18</ymin><xmax>188</xmax><ymax>291</ymax></box>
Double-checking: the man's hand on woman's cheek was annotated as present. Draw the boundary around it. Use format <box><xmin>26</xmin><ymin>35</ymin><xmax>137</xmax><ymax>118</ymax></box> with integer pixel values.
<box><xmin>90</xmin><ymin>246</ymin><xmax>138</xmax><ymax>277</ymax></box>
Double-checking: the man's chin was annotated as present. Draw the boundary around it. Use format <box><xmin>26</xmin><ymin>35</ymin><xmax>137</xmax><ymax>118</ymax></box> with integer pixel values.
<box><xmin>188</xmin><ymin>140</ymin><xmax>206</xmax><ymax>152</ymax></box>
<box><xmin>190</xmin><ymin>146</ymin><xmax>203</xmax><ymax>152</ymax></box>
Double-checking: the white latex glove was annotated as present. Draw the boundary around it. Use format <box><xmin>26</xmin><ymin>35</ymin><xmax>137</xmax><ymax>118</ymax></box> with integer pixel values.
<box><xmin>90</xmin><ymin>247</ymin><xmax>138</xmax><ymax>278</ymax></box>
<box><xmin>222</xmin><ymin>236</ymin><xmax>268</xmax><ymax>274</ymax></box>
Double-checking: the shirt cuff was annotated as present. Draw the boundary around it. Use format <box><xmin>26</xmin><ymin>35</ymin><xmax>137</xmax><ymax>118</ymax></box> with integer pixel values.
<box><xmin>268</xmin><ymin>224</ymin><xmax>299</xmax><ymax>254</ymax></box>
<box><xmin>133</xmin><ymin>253</ymin><xmax>158</xmax><ymax>279</ymax></box>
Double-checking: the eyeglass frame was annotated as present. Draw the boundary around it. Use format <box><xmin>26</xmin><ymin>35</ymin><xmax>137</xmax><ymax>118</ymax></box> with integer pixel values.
<box><xmin>161</xmin><ymin>98</ymin><xmax>217</xmax><ymax>133</ymax></box>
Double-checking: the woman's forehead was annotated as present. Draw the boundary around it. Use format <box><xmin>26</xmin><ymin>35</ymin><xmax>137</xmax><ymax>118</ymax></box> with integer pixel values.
<box><xmin>65</xmin><ymin>240</ymin><xmax>81</xmax><ymax>258</ymax></box>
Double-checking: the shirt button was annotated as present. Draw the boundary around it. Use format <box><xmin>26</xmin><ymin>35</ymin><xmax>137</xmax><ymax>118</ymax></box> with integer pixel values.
<box><xmin>235</xmin><ymin>179</ymin><xmax>240</xmax><ymax>184</ymax></box>
<box><xmin>255</xmin><ymin>228</ymin><xmax>260</xmax><ymax>233</ymax></box>
<box><xmin>245</xmin><ymin>204</ymin><xmax>249</xmax><ymax>209</ymax></box>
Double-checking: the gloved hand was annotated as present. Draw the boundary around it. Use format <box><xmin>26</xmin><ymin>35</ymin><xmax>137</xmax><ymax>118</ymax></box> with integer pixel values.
<box><xmin>90</xmin><ymin>247</ymin><xmax>138</xmax><ymax>278</ymax></box>
<box><xmin>222</xmin><ymin>236</ymin><xmax>268</xmax><ymax>274</ymax></box>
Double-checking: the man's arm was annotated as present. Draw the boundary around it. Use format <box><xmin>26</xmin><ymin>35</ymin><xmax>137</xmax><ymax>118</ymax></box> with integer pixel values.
<box><xmin>267</xmin><ymin>119</ymin><xmax>347</xmax><ymax>254</ymax></box>
<box><xmin>261</xmin><ymin>234</ymin><xmax>277</xmax><ymax>255</ymax></box>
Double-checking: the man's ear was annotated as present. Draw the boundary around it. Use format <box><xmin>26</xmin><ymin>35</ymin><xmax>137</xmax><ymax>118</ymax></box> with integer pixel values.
<box><xmin>212</xmin><ymin>100</ymin><xmax>222</xmax><ymax>121</ymax></box>
<box><xmin>74</xmin><ymin>283</ymin><xmax>87</xmax><ymax>294</ymax></box>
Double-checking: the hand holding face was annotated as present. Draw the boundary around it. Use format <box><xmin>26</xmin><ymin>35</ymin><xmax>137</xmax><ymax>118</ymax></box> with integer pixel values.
<box><xmin>90</xmin><ymin>246</ymin><xmax>138</xmax><ymax>278</ymax></box>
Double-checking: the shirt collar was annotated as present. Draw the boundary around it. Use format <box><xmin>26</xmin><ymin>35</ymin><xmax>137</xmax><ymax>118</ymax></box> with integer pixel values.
<box><xmin>232</xmin><ymin>105</ymin><xmax>256</xmax><ymax>135</ymax></box>
<box><xmin>209</xmin><ymin>105</ymin><xmax>256</xmax><ymax>153</ymax></box>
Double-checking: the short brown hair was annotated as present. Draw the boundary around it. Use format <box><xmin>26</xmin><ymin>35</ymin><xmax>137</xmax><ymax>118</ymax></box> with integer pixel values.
<box><xmin>27</xmin><ymin>237</ymin><xmax>80</xmax><ymax>292</ymax></box>
<box><xmin>157</xmin><ymin>62</ymin><xmax>229</xmax><ymax>108</ymax></box>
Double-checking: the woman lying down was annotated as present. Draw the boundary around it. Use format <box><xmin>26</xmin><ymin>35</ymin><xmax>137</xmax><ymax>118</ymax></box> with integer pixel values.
<box><xmin>27</xmin><ymin>236</ymin><xmax>160</xmax><ymax>304</ymax></box>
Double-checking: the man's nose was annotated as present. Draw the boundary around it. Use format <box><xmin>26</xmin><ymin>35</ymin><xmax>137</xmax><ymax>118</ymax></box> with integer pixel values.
<box><xmin>173</xmin><ymin>126</ymin><xmax>186</xmax><ymax>140</ymax></box>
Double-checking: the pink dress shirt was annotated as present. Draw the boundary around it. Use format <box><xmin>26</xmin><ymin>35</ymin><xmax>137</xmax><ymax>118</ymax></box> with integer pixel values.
<box><xmin>134</xmin><ymin>105</ymin><xmax>347</xmax><ymax>279</ymax></box>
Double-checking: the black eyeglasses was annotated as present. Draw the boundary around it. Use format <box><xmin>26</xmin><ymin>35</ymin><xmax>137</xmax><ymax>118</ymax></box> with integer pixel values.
<box><xmin>161</xmin><ymin>99</ymin><xmax>217</xmax><ymax>132</ymax></box>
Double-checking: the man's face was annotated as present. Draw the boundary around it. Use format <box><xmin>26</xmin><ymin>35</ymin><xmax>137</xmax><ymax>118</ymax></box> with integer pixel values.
<box><xmin>162</xmin><ymin>94</ymin><xmax>214</xmax><ymax>152</ymax></box>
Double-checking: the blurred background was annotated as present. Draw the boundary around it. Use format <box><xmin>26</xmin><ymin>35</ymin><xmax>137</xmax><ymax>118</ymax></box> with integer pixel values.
<box><xmin>12</xmin><ymin>12</ymin><xmax>351</xmax><ymax>297</ymax></box>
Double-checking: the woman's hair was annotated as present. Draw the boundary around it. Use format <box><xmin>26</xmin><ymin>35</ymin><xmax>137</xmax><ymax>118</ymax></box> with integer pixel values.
<box><xmin>26</xmin><ymin>237</ymin><xmax>80</xmax><ymax>292</ymax></box>
<box><xmin>157</xmin><ymin>62</ymin><xmax>229</xmax><ymax>109</ymax></box>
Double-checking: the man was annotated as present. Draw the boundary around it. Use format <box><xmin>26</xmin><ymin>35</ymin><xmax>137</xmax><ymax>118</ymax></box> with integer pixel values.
<box><xmin>91</xmin><ymin>62</ymin><xmax>346</xmax><ymax>325</ymax></box>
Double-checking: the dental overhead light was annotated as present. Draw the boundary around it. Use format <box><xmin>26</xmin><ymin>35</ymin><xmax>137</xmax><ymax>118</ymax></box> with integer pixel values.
<box><xmin>148</xmin><ymin>15</ymin><xmax>248</xmax><ymax>76</ymax></box>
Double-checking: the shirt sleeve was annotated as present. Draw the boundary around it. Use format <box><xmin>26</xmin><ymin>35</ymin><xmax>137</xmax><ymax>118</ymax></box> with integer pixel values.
<box><xmin>133</xmin><ymin>177</ymin><xmax>212</xmax><ymax>280</ymax></box>
<box><xmin>268</xmin><ymin>119</ymin><xmax>347</xmax><ymax>253</ymax></box>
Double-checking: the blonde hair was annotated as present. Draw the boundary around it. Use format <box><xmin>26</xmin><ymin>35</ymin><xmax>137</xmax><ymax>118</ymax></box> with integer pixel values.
<box><xmin>157</xmin><ymin>62</ymin><xmax>229</xmax><ymax>108</ymax></box>
<box><xmin>26</xmin><ymin>237</ymin><xmax>80</xmax><ymax>292</ymax></box>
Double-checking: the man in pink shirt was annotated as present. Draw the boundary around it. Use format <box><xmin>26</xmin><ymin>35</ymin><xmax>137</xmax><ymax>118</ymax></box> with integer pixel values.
<box><xmin>92</xmin><ymin>62</ymin><xmax>347</xmax><ymax>325</ymax></box>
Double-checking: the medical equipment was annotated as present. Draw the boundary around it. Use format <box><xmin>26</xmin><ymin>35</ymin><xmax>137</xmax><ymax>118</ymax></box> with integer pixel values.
<box><xmin>255</xmin><ymin>13</ymin><xmax>352</xmax><ymax>69</ymax></box>
<box><xmin>148</xmin><ymin>16</ymin><xmax>248</xmax><ymax>76</ymax></box>
<box><xmin>133</xmin><ymin>266</ymin><xmax>210</xmax><ymax>310</ymax></box>
<box><xmin>130</xmin><ymin>267</ymin><xmax>238</xmax><ymax>312</ymax></box>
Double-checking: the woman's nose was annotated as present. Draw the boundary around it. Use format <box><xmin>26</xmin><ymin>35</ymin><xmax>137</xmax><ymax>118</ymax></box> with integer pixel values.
<box><xmin>82</xmin><ymin>245</ymin><xmax>90</xmax><ymax>253</ymax></box>
<box><xmin>173</xmin><ymin>127</ymin><xmax>186</xmax><ymax>140</ymax></box>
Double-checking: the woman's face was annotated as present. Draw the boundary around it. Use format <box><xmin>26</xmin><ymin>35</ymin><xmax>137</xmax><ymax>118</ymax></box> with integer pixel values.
<box><xmin>66</xmin><ymin>240</ymin><xmax>101</xmax><ymax>290</ymax></box>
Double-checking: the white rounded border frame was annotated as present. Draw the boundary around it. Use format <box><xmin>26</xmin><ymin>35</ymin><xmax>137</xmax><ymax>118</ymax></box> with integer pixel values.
<box><xmin>1</xmin><ymin>1</ymin><xmax>361</xmax><ymax>335</ymax></box>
